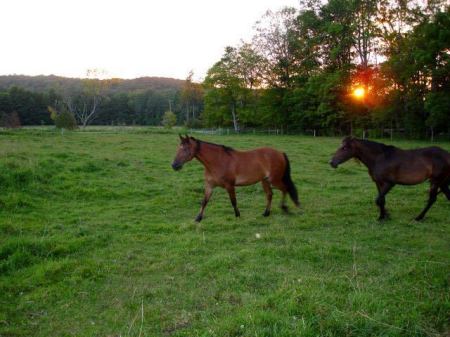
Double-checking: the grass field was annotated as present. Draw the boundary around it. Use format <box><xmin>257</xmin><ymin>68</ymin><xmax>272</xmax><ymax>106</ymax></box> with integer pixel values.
<box><xmin>0</xmin><ymin>127</ymin><xmax>449</xmax><ymax>337</ymax></box>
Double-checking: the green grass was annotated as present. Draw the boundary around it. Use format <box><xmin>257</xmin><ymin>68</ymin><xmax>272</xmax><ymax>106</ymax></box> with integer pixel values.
<box><xmin>0</xmin><ymin>127</ymin><xmax>449</xmax><ymax>337</ymax></box>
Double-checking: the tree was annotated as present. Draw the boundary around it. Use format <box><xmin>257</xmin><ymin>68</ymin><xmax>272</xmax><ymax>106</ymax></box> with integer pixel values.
<box><xmin>204</xmin><ymin>47</ymin><xmax>244</xmax><ymax>131</ymax></box>
<box><xmin>7</xmin><ymin>86</ymin><xmax>51</xmax><ymax>125</ymax></box>
<box><xmin>162</xmin><ymin>110</ymin><xmax>177</xmax><ymax>129</ymax></box>
<box><xmin>252</xmin><ymin>7</ymin><xmax>299</xmax><ymax>88</ymax></box>
<box><xmin>48</xmin><ymin>106</ymin><xmax>77</xmax><ymax>131</ymax></box>
<box><xmin>181</xmin><ymin>71</ymin><xmax>204</xmax><ymax>126</ymax></box>
<box><xmin>0</xmin><ymin>111</ymin><xmax>21</xmax><ymax>128</ymax></box>
<box><xmin>380</xmin><ymin>8</ymin><xmax>450</xmax><ymax>136</ymax></box>
<box><xmin>352</xmin><ymin>0</ymin><xmax>380</xmax><ymax>68</ymax></box>
<box><xmin>64</xmin><ymin>69</ymin><xmax>112</xmax><ymax>128</ymax></box>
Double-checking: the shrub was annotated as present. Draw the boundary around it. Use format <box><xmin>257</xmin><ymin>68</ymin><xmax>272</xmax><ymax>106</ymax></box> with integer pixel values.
<box><xmin>48</xmin><ymin>106</ymin><xmax>77</xmax><ymax>130</ymax></box>
<box><xmin>0</xmin><ymin>111</ymin><xmax>21</xmax><ymax>128</ymax></box>
<box><xmin>162</xmin><ymin>110</ymin><xmax>177</xmax><ymax>129</ymax></box>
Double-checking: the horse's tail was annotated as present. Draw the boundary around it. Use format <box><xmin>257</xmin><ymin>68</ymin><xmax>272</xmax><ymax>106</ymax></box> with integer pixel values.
<box><xmin>282</xmin><ymin>153</ymin><xmax>300</xmax><ymax>207</ymax></box>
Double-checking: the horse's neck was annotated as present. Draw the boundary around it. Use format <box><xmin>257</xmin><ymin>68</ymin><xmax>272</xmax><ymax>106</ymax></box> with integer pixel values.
<box><xmin>195</xmin><ymin>143</ymin><xmax>219</xmax><ymax>171</ymax></box>
<box><xmin>354</xmin><ymin>142</ymin><xmax>381</xmax><ymax>169</ymax></box>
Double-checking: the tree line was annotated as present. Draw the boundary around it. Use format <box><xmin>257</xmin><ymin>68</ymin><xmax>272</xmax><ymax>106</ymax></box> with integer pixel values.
<box><xmin>0</xmin><ymin>75</ymin><xmax>193</xmax><ymax>128</ymax></box>
<box><xmin>1</xmin><ymin>0</ymin><xmax>449</xmax><ymax>139</ymax></box>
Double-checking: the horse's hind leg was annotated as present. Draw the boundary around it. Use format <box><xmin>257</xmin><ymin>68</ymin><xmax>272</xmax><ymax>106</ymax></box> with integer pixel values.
<box><xmin>441</xmin><ymin>183</ymin><xmax>450</xmax><ymax>201</ymax></box>
<box><xmin>271</xmin><ymin>179</ymin><xmax>289</xmax><ymax>213</ymax></box>
<box><xmin>226</xmin><ymin>185</ymin><xmax>240</xmax><ymax>217</ymax></box>
<box><xmin>415</xmin><ymin>183</ymin><xmax>439</xmax><ymax>221</ymax></box>
<box><xmin>261</xmin><ymin>179</ymin><xmax>273</xmax><ymax>216</ymax></box>
<box><xmin>280</xmin><ymin>192</ymin><xmax>289</xmax><ymax>213</ymax></box>
<box><xmin>195</xmin><ymin>184</ymin><xmax>213</xmax><ymax>222</ymax></box>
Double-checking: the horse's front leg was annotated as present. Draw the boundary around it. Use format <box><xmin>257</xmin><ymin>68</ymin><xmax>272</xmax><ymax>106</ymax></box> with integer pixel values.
<box><xmin>415</xmin><ymin>183</ymin><xmax>439</xmax><ymax>221</ymax></box>
<box><xmin>195</xmin><ymin>184</ymin><xmax>214</xmax><ymax>222</ymax></box>
<box><xmin>225</xmin><ymin>185</ymin><xmax>240</xmax><ymax>217</ymax></box>
<box><xmin>375</xmin><ymin>181</ymin><xmax>394</xmax><ymax>220</ymax></box>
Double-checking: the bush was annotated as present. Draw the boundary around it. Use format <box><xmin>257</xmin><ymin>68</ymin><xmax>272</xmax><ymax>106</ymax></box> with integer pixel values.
<box><xmin>0</xmin><ymin>111</ymin><xmax>21</xmax><ymax>128</ymax></box>
<box><xmin>55</xmin><ymin>111</ymin><xmax>77</xmax><ymax>130</ymax></box>
<box><xmin>48</xmin><ymin>106</ymin><xmax>77</xmax><ymax>130</ymax></box>
<box><xmin>162</xmin><ymin>110</ymin><xmax>177</xmax><ymax>129</ymax></box>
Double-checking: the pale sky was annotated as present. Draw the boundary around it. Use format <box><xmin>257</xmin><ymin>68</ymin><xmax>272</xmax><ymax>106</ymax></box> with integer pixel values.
<box><xmin>1</xmin><ymin>0</ymin><xmax>299</xmax><ymax>81</ymax></box>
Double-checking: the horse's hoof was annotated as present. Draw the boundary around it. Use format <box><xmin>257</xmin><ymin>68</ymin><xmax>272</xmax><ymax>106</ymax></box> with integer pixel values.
<box><xmin>262</xmin><ymin>210</ymin><xmax>270</xmax><ymax>217</ymax></box>
<box><xmin>281</xmin><ymin>205</ymin><xmax>289</xmax><ymax>213</ymax></box>
<box><xmin>235</xmin><ymin>210</ymin><xmax>241</xmax><ymax>217</ymax></box>
<box><xmin>195</xmin><ymin>215</ymin><xmax>203</xmax><ymax>222</ymax></box>
<box><xmin>377</xmin><ymin>211</ymin><xmax>390</xmax><ymax>221</ymax></box>
<box><xmin>415</xmin><ymin>216</ymin><xmax>424</xmax><ymax>221</ymax></box>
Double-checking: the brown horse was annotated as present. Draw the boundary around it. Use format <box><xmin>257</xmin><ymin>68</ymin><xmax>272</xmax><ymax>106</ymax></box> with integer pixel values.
<box><xmin>172</xmin><ymin>135</ymin><xmax>300</xmax><ymax>222</ymax></box>
<box><xmin>330</xmin><ymin>137</ymin><xmax>450</xmax><ymax>220</ymax></box>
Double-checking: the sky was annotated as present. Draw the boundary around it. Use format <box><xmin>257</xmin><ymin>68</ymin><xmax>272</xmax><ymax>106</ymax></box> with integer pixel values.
<box><xmin>1</xmin><ymin>0</ymin><xmax>299</xmax><ymax>81</ymax></box>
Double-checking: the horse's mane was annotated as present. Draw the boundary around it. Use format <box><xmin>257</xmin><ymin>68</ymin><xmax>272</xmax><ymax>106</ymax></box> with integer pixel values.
<box><xmin>191</xmin><ymin>137</ymin><xmax>234</xmax><ymax>154</ymax></box>
<box><xmin>356</xmin><ymin>138</ymin><xmax>396</xmax><ymax>156</ymax></box>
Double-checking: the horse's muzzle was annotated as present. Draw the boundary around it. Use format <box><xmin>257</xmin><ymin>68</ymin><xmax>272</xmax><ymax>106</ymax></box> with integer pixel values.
<box><xmin>329</xmin><ymin>160</ymin><xmax>338</xmax><ymax>169</ymax></box>
<box><xmin>172</xmin><ymin>162</ymin><xmax>182</xmax><ymax>171</ymax></box>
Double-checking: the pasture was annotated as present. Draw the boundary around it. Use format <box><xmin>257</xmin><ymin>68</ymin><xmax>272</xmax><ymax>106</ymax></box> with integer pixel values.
<box><xmin>0</xmin><ymin>127</ymin><xmax>449</xmax><ymax>337</ymax></box>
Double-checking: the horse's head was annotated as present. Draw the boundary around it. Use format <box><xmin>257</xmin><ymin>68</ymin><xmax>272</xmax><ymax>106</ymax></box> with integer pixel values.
<box><xmin>172</xmin><ymin>135</ymin><xmax>198</xmax><ymax>171</ymax></box>
<box><xmin>329</xmin><ymin>136</ymin><xmax>357</xmax><ymax>168</ymax></box>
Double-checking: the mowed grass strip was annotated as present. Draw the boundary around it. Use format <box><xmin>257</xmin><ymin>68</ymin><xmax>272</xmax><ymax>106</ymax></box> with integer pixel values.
<box><xmin>0</xmin><ymin>127</ymin><xmax>449</xmax><ymax>337</ymax></box>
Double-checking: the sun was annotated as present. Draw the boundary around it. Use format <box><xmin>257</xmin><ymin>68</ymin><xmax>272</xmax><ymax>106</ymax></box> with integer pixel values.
<box><xmin>353</xmin><ymin>87</ymin><xmax>365</xmax><ymax>99</ymax></box>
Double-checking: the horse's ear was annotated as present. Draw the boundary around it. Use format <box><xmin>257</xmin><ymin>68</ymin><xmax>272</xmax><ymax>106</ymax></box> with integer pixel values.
<box><xmin>179</xmin><ymin>134</ymin><xmax>189</xmax><ymax>143</ymax></box>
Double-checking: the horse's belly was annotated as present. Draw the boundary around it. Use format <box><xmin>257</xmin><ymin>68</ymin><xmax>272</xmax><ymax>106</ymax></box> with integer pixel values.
<box><xmin>234</xmin><ymin>169</ymin><xmax>267</xmax><ymax>186</ymax></box>
<box><xmin>392</xmin><ymin>164</ymin><xmax>431</xmax><ymax>185</ymax></box>
<box><xmin>396</xmin><ymin>176</ymin><xmax>427</xmax><ymax>185</ymax></box>
<box><xmin>235</xmin><ymin>175</ymin><xmax>263</xmax><ymax>186</ymax></box>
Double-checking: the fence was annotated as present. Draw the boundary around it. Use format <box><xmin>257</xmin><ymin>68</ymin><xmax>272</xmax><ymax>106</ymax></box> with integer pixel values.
<box><xmin>189</xmin><ymin>127</ymin><xmax>450</xmax><ymax>141</ymax></box>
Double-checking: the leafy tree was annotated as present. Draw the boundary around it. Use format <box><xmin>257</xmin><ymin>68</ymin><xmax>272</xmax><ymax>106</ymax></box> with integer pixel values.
<box><xmin>162</xmin><ymin>110</ymin><xmax>177</xmax><ymax>129</ymax></box>
<box><xmin>97</xmin><ymin>92</ymin><xmax>134</xmax><ymax>125</ymax></box>
<box><xmin>381</xmin><ymin>8</ymin><xmax>450</xmax><ymax>136</ymax></box>
<box><xmin>8</xmin><ymin>86</ymin><xmax>51</xmax><ymax>125</ymax></box>
<box><xmin>352</xmin><ymin>0</ymin><xmax>380</xmax><ymax>68</ymax></box>
<box><xmin>48</xmin><ymin>106</ymin><xmax>77</xmax><ymax>130</ymax></box>
<box><xmin>0</xmin><ymin>111</ymin><xmax>21</xmax><ymax>128</ymax></box>
<box><xmin>204</xmin><ymin>47</ymin><xmax>245</xmax><ymax>131</ymax></box>
<box><xmin>181</xmin><ymin>71</ymin><xmax>204</xmax><ymax>126</ymax></box>
<box><xmin>253</xmin><ymin>7</ymin><xmax>300</xmax><ymax>89</ymax></box>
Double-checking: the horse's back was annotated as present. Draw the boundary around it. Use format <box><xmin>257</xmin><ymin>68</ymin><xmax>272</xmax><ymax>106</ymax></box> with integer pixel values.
<box><xmin>397</xmin><ymin>146</ymin><xmax>450</xmax><ymax>182</ymax></box>
<box><xmin>235</xmin><ymin>146</ymin><xmax>284</xmax><ymax>160</ymax></box>
<box><xmin>424</xmin><ymin>146</ymin><xmax>450</xmax><ymax>174</ymax></box>
<box><xmin>416</xmin><ymin>146</ymin><xmax>450</xmax><ymax>165</ymax></box>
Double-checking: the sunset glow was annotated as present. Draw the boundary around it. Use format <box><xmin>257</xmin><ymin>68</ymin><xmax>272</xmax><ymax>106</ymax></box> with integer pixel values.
<box><xmin>353</xmin><ymin>87</ymin><xmax>366</xmax><ymax>99</ymax></box>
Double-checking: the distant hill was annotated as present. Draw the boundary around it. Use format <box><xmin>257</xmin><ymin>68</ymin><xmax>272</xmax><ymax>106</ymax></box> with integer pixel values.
<box><xmin>0</xmin><ymin>75</ymin><xmax>185</xmax><ymax>94</ymax></box>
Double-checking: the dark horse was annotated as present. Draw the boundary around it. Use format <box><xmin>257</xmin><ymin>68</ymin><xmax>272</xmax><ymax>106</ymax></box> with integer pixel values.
<box><xmin>330</xmin><ymin>137</ymin><xmax>450</xmax><ymax>220</ymax></box>
<box><xmin>172</xmin><ymin>135</ymin><xmax>300</xmax><ymax>222</ymax></box>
